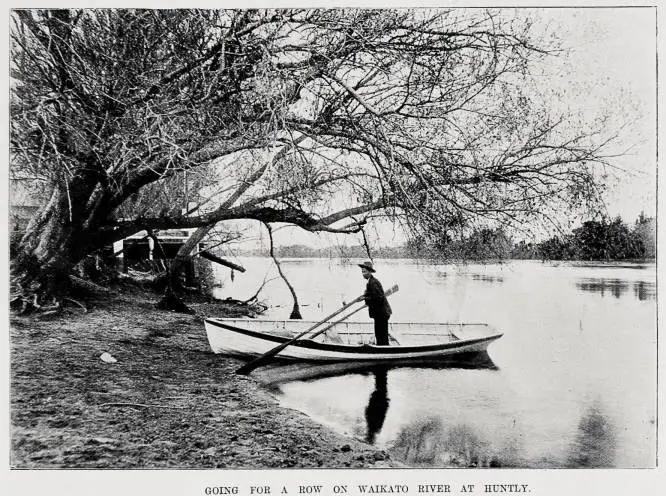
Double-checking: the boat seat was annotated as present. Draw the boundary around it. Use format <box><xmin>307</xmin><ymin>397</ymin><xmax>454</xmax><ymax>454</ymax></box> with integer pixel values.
<box><xmin>322</xmin><ymin>331</ymin><xmax>344</xmax><ymax>344</ymax></box>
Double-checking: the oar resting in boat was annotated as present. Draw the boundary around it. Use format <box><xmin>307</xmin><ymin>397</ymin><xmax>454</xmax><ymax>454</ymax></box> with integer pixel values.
<box><xmin>235</xmin><ymin>285</ymin><xmax>400</xmax><ymax>375</ymax></box>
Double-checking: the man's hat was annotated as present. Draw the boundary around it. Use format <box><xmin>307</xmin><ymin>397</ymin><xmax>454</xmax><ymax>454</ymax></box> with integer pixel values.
<box><xmin>358</xmin><ymin>261</ymin><xmax>376</xmax><ymax>272</ymax></box>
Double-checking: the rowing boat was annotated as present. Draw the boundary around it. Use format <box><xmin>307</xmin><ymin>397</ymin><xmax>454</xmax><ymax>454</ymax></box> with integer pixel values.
<box><xmin>204</xmin><ymin>318</ymin><xmax>503</xmax><ymax>363</ymax></box>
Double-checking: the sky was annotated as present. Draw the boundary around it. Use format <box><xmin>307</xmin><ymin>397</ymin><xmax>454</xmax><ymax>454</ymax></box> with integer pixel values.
<box><xmin>259</xmin><ymin>6</ymin><xmax>658</xmax><ymax>248</ymax></box>
<box><xmin>535</xmin><ymin>7</ymin><xmax>656</xmax><ymax>221</ymax></box>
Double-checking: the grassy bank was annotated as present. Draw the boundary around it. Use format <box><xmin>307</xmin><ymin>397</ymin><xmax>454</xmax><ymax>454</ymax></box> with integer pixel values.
<box><xmin>10</xmin><ymin>286</ymin><xmax>392</xmax><ymax>469</ymax></box>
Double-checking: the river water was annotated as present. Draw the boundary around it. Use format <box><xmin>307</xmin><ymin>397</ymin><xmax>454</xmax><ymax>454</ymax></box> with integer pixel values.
<box><xmin>213</xmin><ymin>258</ymin><xmax>657</xmax><ymax>468</ymax></box>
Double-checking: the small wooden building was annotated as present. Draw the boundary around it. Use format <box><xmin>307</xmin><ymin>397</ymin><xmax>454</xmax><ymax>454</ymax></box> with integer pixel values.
<box><xmin>112</xmin><ymin>228</ymin><xmax>203</xmax><ymax>264</ymax></box>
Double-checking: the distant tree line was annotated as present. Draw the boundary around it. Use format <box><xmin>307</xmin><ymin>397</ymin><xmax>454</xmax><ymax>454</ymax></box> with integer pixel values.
<box><xmin>242</xmin><ymin>213</ymin><xmax>655</xmax><ymax>262</ymax></box>
<box><xmin>533</xmin><ymin>213</ymin><xmax>655</xmax><ymax>261</ymax></box>
<box><xmin>426</xmin><ymin>213</ymin><xmax>655</xmax><ymax>261</ymax></box>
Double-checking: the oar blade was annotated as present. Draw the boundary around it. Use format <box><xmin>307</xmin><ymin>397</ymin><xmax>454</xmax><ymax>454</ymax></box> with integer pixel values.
<box><xmin>236</xmin><ymin>351</ymin><xmax>283</xmax><ymax>375</ymax></box>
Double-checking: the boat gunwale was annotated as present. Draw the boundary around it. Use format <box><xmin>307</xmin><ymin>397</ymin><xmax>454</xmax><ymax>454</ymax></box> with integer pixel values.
<box><xmin>206</xmin><ymin>317</ymin><xmax>491</xmax><ymax>327</ymax></box>
<box><xmin>204</xmin><ymin>318</ymin><xmax>503</xmax><ymax>355</ymax></box>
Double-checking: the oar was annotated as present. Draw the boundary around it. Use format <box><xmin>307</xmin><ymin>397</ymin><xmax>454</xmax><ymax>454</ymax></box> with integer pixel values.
<box><xmin>305</xmin><ymin>302</ymin><xmax>369</xmax><ymax>339</ymax></box>
<box><xmin>236</xmin><ymin>284</ymin><xmax>399</xmax><ymax>375</ymax></box>
<box><xmin>307</xmin><ymin>285</ymin><xmax>401</xmax><ymax>343</ymax></box>
<box><xmin>313</xmin><ymin>284</ymin><xmax>398</xmax><ymax>337</ymax></box>
<box><xmin>282</xmin><ymin>284</ymin><xmax>400</xmax><ymax>345</ymax></box>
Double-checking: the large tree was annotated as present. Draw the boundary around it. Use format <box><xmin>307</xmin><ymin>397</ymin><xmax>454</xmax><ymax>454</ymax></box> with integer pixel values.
<box><xmin>10</xmin><ymin>8</ymin><xmax>613</xmax><ymax>310</ymax></box>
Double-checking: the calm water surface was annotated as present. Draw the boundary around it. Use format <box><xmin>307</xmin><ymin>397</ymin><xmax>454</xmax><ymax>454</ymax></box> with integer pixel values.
<box><xmin>213</xmin><ymin>258</ymin><xmax>656</xmax><ymax>468</ymax></box>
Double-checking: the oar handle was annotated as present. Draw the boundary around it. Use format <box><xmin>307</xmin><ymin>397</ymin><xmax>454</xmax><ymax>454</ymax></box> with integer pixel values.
<box><xmin>307</xmin><ymin>284</ymin><xmax>400</xmax><ymax>340</ymax></box>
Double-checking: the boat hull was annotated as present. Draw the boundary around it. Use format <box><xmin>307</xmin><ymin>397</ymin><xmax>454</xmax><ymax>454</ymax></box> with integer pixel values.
<box><xmin>204</xmin><ymin>318</ymin><xmax>503</xmax><ymax>363</ymax></box>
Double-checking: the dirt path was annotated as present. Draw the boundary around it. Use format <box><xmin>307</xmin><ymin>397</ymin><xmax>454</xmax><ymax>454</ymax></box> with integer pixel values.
<box><xmin>10</xmin><ymin>289</ymin><xmax>393</xmax><ymax>469</ymax></box>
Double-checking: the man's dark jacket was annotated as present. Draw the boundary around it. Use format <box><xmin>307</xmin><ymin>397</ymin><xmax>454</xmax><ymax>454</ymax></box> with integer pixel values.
<box><xmin>364</xmin><ymin>276</ymin><xmax>392</xmax><ymax>319</ymax></box>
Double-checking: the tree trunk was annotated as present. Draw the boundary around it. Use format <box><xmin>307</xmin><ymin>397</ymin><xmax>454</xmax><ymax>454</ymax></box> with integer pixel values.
<box><xmin>168</xmin><ymin>225</ymin><xmax>212</xmax><ymax>288</ymax></box>
<box><xmin>11</xmin><ymin>188</ymin><xmax>86</xmax><ymax>312</ymax></box>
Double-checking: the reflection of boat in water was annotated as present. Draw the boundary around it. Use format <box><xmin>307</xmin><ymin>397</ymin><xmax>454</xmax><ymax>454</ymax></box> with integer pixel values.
<box><xmin>204</xmin><ymin>318</ymin><xmax>503</xmax><ymax>363</ymax></box>
<box><xmin>256</xmin><ymin>353</ymin><xmax>498</xmax><ymax>447</ymax></box>
<box><xmin>254</xmin><ymin>352</ymin><xmax>498</xmax><ymax>388</ymax></box>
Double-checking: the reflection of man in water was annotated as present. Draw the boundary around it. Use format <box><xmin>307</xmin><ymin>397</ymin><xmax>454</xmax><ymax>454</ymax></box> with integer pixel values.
<box><xmin>365</xmin><ymin>368</ymin><xmax>390</xmax><ymax>444</ymax></box>
<box><xmin>358</xmin><ymin>261</ymin><xmax>392</xmax><ymax>346</ymax></box>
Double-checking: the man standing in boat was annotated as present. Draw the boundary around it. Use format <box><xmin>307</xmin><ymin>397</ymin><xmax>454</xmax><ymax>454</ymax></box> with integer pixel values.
<box><xmin>357</xmin><ymin>261</ymin><xmax>393</xmax><ymax>346</ymax></box>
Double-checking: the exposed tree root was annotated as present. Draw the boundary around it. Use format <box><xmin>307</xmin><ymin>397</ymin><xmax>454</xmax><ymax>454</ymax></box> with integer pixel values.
<box><xmin>26</xmin><ymin>294</ymin><xmax>61</xmax><ymax>315</ymax></box>
<box><xmin>99</xmin><ymin>402</ymin><xmax>186</xmax><ymax>409</ymax></box>
<box><xmin>38</xmin><ymin>309</ymin><xmax>61</xmax><ymax>318</ymax></box>
<box><xmin>11</xmin><ymin>275</ymin><xmax>98</xmax><ymax>316</ymax></box>
<box><xmin>69</xmin><ymin>275</ymin><xmax>112</xmax><ymax>295</ymax></box>
<box><xmin>12</xmin><ymin>294</ymin><xmax>91</xmax><ymax>317</ymax></box>
<box><xmin>64</xmin><ymin>297</ymin><xmax>88</xmax><ymax>313</ymax></box>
